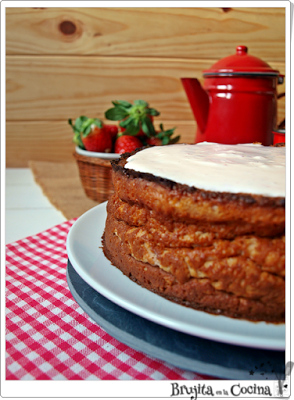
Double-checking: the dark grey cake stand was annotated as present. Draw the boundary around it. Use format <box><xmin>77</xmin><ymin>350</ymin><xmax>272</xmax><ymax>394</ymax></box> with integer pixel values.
<box><xmin>66</xmin><ymin>259</ymin><xmax>284</xmax><ymax>380</ymax></box>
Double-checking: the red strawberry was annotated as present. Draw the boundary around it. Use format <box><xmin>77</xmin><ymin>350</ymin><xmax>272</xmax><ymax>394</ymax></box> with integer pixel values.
<box><xmin>114</xmin><ymin>135</ymin><xmax>143</xmax><ymax>154</ymax></box>
<box><xmin>146</xmin><ymin>137</ymin><xmax>162</xmax><ymax>146</ymax></box>
<box><xmin>81</xmin><ymin>125</ymin><xmax>112</xmax><ymax>153</ymax></box>
<box><xmin>103</xmin><ymin>124</ymin><xmax>118</xmax><ymax>140</ymax></box>
<box><xmin>69</xmin><ymin>116</ymin><xmax>113</xmax><ymax>152</ymax></box>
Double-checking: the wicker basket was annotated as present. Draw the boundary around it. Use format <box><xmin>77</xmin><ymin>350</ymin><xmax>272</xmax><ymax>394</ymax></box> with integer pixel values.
<box><xmin>73</xmin><ymin>151</ymin><xmax>115</xmax><ymax>202</ymax></box>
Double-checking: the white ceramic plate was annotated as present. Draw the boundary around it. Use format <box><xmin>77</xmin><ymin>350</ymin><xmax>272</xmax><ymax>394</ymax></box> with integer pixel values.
<box><xmin>75</xmin><ymin>146</ymin><xmax>120</xmax><ymax>160</ymax></box>
<box><xmin>66</xmin><ymin>202</ymin><xmax>285</xmax><ymax>350</ymax></box>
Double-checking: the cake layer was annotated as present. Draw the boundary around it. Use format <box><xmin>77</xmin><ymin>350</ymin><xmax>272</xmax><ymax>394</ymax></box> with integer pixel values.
<box><xmin>108</xmin><ymin>193</ymin><xmax>285</xmax><ymax>239</ymax></box>
<box><xmin>102</xmin><ymin>222</ymin><xmax>285</xmax><ymax>323</ymax></box>
<box><xmin>125</xmin><ymin>143</ymin><xmax>285</xmax><ymax>198</ymax></box>
<box><xmin>111</xmin><ymin>158</ymin><xmax>285</xmax><ymax>231</ymax></box>
<box><xmin>106</xmin><ymin>211</ymin><xmax>284</xmax><ymax>291</ymax></box>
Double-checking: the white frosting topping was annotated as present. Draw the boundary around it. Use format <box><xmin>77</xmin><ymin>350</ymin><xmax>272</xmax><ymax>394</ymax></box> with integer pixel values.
<box><xmin>125</xmin><ymin>142</ymin><xmax>285</xmax><ymax>197</ymax></box>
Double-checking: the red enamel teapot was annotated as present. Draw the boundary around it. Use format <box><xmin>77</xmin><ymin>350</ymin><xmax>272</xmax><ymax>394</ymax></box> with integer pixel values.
<box><xmin>181</xmin><ymin>45</ymin><xmax>284</xmax><ymax>145</ymax></box>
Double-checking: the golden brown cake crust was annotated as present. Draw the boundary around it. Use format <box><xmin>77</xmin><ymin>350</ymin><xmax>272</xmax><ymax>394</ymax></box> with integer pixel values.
<box><xmin>110</xmin><ymin>154</ymin><xmax>285</xmax><ymax>235</ymax></box>
<box><xmin>106</xmin><ymin>207</ymin><xmax>285</xmax><ymax>280</ymax></box>
<box><xmin>102</xmin><ymin>222</ymin><xmax>285</xmax><ymax>323</ymax></box>
<box><xmin>111</xmin><ymin>151</ymin><xmax>285</xmax><ymax>207</ymax></box>
<box><xmin>106</xmin><ymin>211</ymin><xmax>284</xmax><ymax>302</ymax></box>
<box><xmin>108</xmin><ymin>193</ymin><xmax>284</xmax><ymax>240</ymax></box>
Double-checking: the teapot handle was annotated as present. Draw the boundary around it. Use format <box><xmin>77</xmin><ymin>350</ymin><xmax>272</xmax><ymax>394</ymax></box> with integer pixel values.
<box><xmin>277</xmin><ymin>73</ymin><xmax>285</xmax><ymax>127</ymax></box>
<box><xmin>277</xmin><ymin>92</ymin><xmax>285</xmax><ymax>130</ymax></box>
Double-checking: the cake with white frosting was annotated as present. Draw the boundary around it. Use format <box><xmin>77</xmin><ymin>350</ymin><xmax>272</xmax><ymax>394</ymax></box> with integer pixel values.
<box><xmin>102</xmin><ymin>143</ymin><xmax>285</xmax><ymax>322</ymax></box>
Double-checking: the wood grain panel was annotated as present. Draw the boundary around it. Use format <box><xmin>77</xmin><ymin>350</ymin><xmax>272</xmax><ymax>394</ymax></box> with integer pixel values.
<box><xmin>6</xmin><ymin>120</ymin><xmax>196</xmax><ymax>167</ymax></box>
<box><xmin>6</xmin><ymin>7</ymin><xmax>285</xmax><ymax>62</ymax></box>
<box><xmin>5</xmin><ymin>55</ymin><xmax>208</xmax><ymax>121</ymax></box>
<box><xmin>6</xmin><ymin>56</ymin><xmax>285</xmax><ymax>123</ymax></box>
<box><xmin>5</xmin><ymin>7</ymin><xmax>286</xmax><ymax>168</ymax></box>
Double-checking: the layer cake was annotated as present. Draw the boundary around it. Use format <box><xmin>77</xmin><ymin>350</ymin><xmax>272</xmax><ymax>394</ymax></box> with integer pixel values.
<box><xmin>102</xmin><ymin>143</ymin><xmax>285</xmax><ymax>322</ymax></box>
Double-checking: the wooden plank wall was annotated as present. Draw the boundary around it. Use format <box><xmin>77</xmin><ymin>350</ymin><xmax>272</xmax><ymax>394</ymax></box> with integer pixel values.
<box><xmin>6</xmin><ymin>7</ymin><xmax>285</xmax><ymax>167</ymax></box>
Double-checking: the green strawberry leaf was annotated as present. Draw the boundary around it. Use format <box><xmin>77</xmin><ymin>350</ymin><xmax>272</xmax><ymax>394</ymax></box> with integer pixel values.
<box><xmin>105</xmin><ymin>100</ymin><xmax>160</xmax><ymax>138</ymax></box>
<box><xmin>119</xmin><ymin>116</ymin><xmax>132</xmax><ymax>128</ymax></box>
<box><xmin>122</xmin><ymin>119</ymin><xmax>141</xmax><ymax>135</ymax></box>
<box><xmin>74</xmin><ymin>116</ymin><xmax>89</xmax><ymax>132</ymax></box>
<box><xmin>105</xmin><ymin>107</ymin><xmax>129</xmax><ymax>121</ymax></box>
<box><xmin>83</xmin><ymin>125</ymin><xmax>92</xmax><ymax>136</ymax></box>
<box><xmin>68</xmin><ymin>119</ymin><xmax>79</xmax><ymax>134</ymax></box>
<box><xmin>80</xmin><ymin>118</ymin><xmax>94</xmax><ymax>136</ymax></box>
<box><xmin>69</xmin><ymin>116</ymin><xmax>103</xmax><ymax>139</ymax></box>
<box><xmin>73</xmin><ymin>132</ymin><xmax>85</xmax><ymax>149</ymax></box>
<box><xmin>69</xmin><ymin>116</ymin><xmax>86</xmax><ymax>134</ymax></box>
<box><xmin>93</xmin><ymin>118</ymin><xmax>103</xmax><ymax>128</ymax></box>
<box><xmin>113</xmin><ymin>100</ymin><xmax>133</xmax><ymax>109</ymax></box>
<box><xmin>164</xmin><ymin>128</ymin><xmax>176</xmax><ymax>137</ymax></box>
<box><xmin>162</xmin><ymin>136</ymin><xmax>170</xmax><ymax>145</ymax></box>
<box><xmin>119</xmin><ymin>116</ymin><xmax>143</xmax><ymax>136</ymax></box>
<box><xmin>141</xmin><ymin>115</ymin><xmax>156</xmax><ymax>137</ymax></box>
<box><xmin>147</xmin><ymin>107</ymin><xmax>160</xmax><ymax>116</ymax></box>
<box><xmin>80</xmin><ymin>118</ymin><xmax>93</xmax><ymax>130</ymax></box>
<box><xmin>80</xmin><ymin>118</ymin><xmax>103</xmax><ymax>137</ymax></box>
<box><xmin>141</xmin><ymin>123</ymin><xmax>150</xmax><ymax>136</ymax></box>
<box><xmin>169</xmin><ymin>135</ymin><xmax>180</xmax><ymax>144</ymax></box>
<box><xmin>134</xmin><ymin>99</ymin><xmax>149</xmax><ymax>107</ymax></box>
<box><xmin>155</xmin><ymin>124</ymin><xmax>179</xmax><ymax>144</ymax></box>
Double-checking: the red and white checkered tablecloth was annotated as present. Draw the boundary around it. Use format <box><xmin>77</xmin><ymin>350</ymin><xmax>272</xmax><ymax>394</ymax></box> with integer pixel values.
<box><xmin>6</xmin><ymin>219</ymin><xmax>211</xmax><ymax>380</ymax></box>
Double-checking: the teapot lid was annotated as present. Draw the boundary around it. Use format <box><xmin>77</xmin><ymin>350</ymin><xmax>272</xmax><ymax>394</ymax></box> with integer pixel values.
<box><xmin>203</xmin><ymin>45</ymin><xmax>280</xmax><ymax>77</ymax></box>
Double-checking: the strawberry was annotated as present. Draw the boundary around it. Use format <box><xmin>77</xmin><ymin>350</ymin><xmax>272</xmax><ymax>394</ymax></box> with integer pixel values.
<box><xmin>68</xmin><ymin>116</ymin><xmax>112</xmax><ymax>152</ymax></box>
<box><xmin>103</xmin><ymin>124</ymin><xmax>118</xmax><ymax>140</ymax></box>
<box><xmin>81</xmin><ymin>125</ymin><xmax>112</xmax><ymax>152</ymax></box>
<box><xmin>105</xmin><ymin>100</ymin><xmax>159</xmax><ymax>137</ymax></box>
<box><xmin>114</xmin><ymin>135</ymin><xmax>143</xmax><ymax>154</ymax></box>
<box><xmin>146</xmin><ymin>137</ymin><xmax>162</xmax><ymax>146</ymax></box>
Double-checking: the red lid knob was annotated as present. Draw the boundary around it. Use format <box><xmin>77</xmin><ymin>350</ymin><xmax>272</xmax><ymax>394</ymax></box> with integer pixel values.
<box><xmin>203</xmin><ymin>45</ymin><xmax>280</xmax><ymax>76</ymax></box>
<box><xmin>236</xmin><ymin>45</ymin><xmax>248</xmax><ymax>55</ymax></box>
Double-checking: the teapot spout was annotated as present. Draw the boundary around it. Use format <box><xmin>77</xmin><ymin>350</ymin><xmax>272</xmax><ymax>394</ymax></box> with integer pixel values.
<box><xmin>181</xmin><ymin>78</ymin><xmax>209</xmax><ymax>134</ymax></box>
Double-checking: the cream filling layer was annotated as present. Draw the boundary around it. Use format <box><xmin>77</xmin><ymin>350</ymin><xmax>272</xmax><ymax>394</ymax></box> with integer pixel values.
<box><xmin>125</xmin><ymin>142</ymin><xmax>285</xmax><ymax>197</ymax></box>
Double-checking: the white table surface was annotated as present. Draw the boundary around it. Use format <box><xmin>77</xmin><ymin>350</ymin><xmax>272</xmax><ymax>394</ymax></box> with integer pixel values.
<box><xmin>5</xmin><ymin>168</ymin><xmax>67</xmax><ymax>245</ymax></box>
